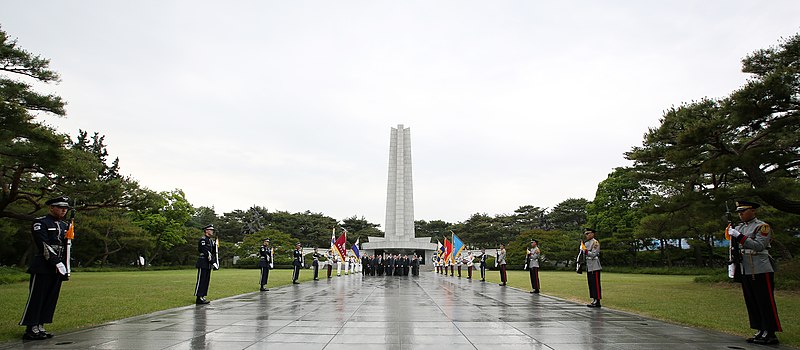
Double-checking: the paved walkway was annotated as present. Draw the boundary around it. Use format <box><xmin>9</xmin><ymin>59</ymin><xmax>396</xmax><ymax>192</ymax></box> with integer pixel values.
<box><xmin>2</xmin><ymin>272</ymin><xmax>790</xmax><ymax>349</ymax></box>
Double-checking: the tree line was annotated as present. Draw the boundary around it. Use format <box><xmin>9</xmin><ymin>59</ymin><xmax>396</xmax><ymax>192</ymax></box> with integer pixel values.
<box><xmin>1</xmin><ymin>25</ymin><xmax>798</xmax><ymax>270</ymax></box>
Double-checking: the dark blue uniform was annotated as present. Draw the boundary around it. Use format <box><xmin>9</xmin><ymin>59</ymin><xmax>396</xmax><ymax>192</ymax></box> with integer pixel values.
<box><xmin>292</xmin><ymin>248</ymin><xmax>303</xmax><ymax>283</ymax></box>
<box><xmin>258</xmin><ymin>245</ymin><xmax>271</xmax><ymax>290</ymax></box>
<box><xmin>19</xmin><ymin>214</ymin><xmax>69</xmax><ymax>333</ymax></box>
<box><xmin>195</xmin><ymin>236</ymin><xmax>216</xmax><ymax>301</ymax></box>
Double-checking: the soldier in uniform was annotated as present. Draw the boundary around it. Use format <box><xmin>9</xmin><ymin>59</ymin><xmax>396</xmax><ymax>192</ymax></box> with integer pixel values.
<box><xmin>19</xmin><ymin>196</ymin><xmax>71</xmax><ymax>340</ymax></box>
<box><xmin>583</xmin><ymin>228</ymin><xmax>602</xmax><ymax>307</ymax></box>
<box><xmin>411</xmin><ymin>253</ymin><xmax>420</xmax><ymax>276</ymax></box>
<box><xmin>326</xmin><ymin>249</ymin><xmax>334</xmax><ymax>279</ymax></box>
<box><xmin>479</xmin><ymin>249</ymin><xmax>487</xmax><ymax>281</ymax></box>
<box><xmin>292</xmin><ymin>242</ymin><xmax>302</xmax><ymax>284</ymax></box>
<box><xmin>527</xmin><ymin>240</ymin><xmax>541</xmax><ymax>294</ymax></box>
<box><xmin>311</xmin><ymin>247</ymin><xmax>322</xmax><ymax>280</ymax></box>
<box><xmin>456</xmin><ymin>255</ymin><xmax>463</xmax><ymax>277</ymax></box>
<box><xmin>728</xmin><ymin>201</ymin><xmax>782</xmax><ymax>345</ymax></box>
<box><xmin>497</xmin><ymin>244</ymin><xmax>507</xmax><ymax>286</ymax></box>
<box><xmin>466</xmin><ymin>251</ymin><xmax>475</xmax><ymax>279</ymax></box>
<box><xmin>195</xmin><ymin>224</ymin><xmax>217</xmax><ymax>304</ymax></box>
<box><xmin>258</xmin><ymin>238</ymin><xmax>272</xmax><ymax>291</ymax></box>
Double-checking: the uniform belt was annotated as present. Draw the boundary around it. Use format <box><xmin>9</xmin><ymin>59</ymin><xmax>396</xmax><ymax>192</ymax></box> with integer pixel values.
<box><xmin>586</xmin><ymin>257</ymin><xmax>598</xmax><ymax>260</ymax></box>
<box><xmin>741</xmin><ymin>249</ymin><xmax>769</xmax><ymax>255</ymax></box>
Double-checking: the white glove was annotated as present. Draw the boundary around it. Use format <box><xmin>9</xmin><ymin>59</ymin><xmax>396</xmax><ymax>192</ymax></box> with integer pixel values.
<box><xmin>728</xmin><ymin>228</ymin><xmax>741</xmax><ymax>238</ymax></box>
<box><xmin>212</xmin><ymin>262</ymin><xmax>219</xmax><ymax>270</ymax></box>
<box><xmin>56</xmin><ymin>262</ymin><xmax>67</xmax><ymax>275</ymax></box>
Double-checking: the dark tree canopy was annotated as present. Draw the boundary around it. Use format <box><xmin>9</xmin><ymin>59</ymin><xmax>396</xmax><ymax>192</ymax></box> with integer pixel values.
<box><xmin>626</xmin><ymin>33</ymin><xmax>800</xmax><ymax>214</ymax></box>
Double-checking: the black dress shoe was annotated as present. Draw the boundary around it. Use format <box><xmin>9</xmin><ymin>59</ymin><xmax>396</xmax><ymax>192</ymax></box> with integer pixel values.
<box><xmin>746</xmin><ymin>331</ymin><xmax>764</xmax><ymax>343</ymax></box>
<box><xmin>754</xmin><ymin>335</ymin><xmax>779</xmax><ymax>345</ymax></box>
<box><xmin>22</xmin><ymin>331</ymin><xmax>46</xmax><ymax>340</ymax></box>
<box><xmin>196</xmin><ymin>298</ymin><xmax>210</xmax><ymax>304</ymax></box>
<box><xmin>533</xmin><ymin>290</ymin><xmax>539</xmax><ymax>294</ymax></box>
<box><xmin>292</xmin><ymin>281</ymin><xmax>300</xmax><ymax>284</ymax></box>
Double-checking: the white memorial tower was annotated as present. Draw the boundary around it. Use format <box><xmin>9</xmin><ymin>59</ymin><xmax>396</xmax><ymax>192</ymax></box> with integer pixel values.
<box><xmin>362</xmin><ymin>124</ymin><xmax>437</xmax><ymax>261</ymax></box>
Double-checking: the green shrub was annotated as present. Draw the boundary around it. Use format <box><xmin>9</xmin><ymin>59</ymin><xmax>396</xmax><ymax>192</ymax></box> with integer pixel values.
<box><xmin>0</xmin><ymin>266</ymin><xmax>28</xmax><ymax>284</ymax></box>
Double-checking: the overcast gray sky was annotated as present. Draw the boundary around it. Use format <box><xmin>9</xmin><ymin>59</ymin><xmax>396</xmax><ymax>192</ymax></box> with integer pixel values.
<box><xmin>2</xmin><ymin>1</ymin><xmax>799</xmax><ymax>226</ymax></box>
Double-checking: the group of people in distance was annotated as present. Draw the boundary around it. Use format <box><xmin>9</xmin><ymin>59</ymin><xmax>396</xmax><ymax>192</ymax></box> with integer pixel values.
<box><xmin>18</xmin><ymin>196</ymin><xmax>782</xmax><ymax>346</ymax></box>
<box><xmin>358</xmin><ymin>253</ymin><xmax>421</xmax><ymax>277</ymax></box>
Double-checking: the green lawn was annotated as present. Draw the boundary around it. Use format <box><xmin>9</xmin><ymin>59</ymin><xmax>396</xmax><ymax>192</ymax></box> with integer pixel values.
<box><xmin>0</xmin><ymin>268</ymin><xmax>310</xmax><ymax>342</ymax></box>
<box><xmin>1</xmin><ymin>269</ymin><xmax>798</xmax><ymax>348</ymax></box>
<box><xmin>483</xmin><ymin>270</ymin><xmax>799</xmax><ymax>348</ymax></box>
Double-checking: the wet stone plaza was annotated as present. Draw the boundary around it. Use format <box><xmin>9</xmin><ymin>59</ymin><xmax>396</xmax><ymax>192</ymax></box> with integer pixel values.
<box><xmin>2</xmin><ymin>272</ymin><xmax>790</xmax><ymax>350</ymax></box>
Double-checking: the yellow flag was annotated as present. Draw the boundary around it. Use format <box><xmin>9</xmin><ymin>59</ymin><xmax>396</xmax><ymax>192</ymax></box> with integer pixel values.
<box><xmin>724</xmin><ymin>224</ymin><xmax>731</xmax><ymax>240</ymax></box>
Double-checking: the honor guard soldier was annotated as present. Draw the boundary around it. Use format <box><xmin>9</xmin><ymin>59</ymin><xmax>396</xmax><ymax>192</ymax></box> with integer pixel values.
<box><xmin>479</xmin><ymin>249</ymin><xmax>487</xmax><ymax>281</ymax></box>
<box><xmin>583</xmin><ymin>228</ymin><xmax>602</xmax><ymax>307</ymax></box>
<box><xmin>728</xmin><ymin>201</ymin><xmax>782</xmax><ymax>345</ymax></box>
<box><xmin>258</xmin><ymin>238</ymin><xmax>272</xmax><ymax>291</ymax></box>
<box><xmin>527</xmin><ymin>240</ymin><xmax>541</xmax><ymax>293</ymax></box>
<box><xmin>19</xmin><ymin>196</ymin><xmax>71</xmax><ymax>340</ymax></box>
<box><xmin>325</xmin><ymin>249</ymin><xmax>334</xmax><ymax>278</ymax></box>
<box><xmin>292</xmin><ymin>243</ymin><xmax>303</xmax><ymax>284</ymax></box>
<box><xmin>412</xmin><ymin>253</ymin><xmax>420</xmax><ymax>276</ymax></box>
<box><xmin>465</xmin><ymin>251</ymin><xmax>475</xmax><ymax>279</ymax></box>
<box><xmin>195</xmin><ymin>224</ymin><xmax>217</xmax><ymax>304</ymax></box>
<box><xmin>497</xmin><ymin>244</ymin><xmax>508</xmax><ymax>286</ymax></box>
<box><xmin>312</xmin><ymin>248</ymin><xmax>321</xmax><ymax>280</ymax></box>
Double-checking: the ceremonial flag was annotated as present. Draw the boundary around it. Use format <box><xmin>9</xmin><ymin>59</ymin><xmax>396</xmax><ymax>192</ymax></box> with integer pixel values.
<box><xmin>65</xmin><ymin>218</ymin><xmax>75</xmax><ymax>276</ymax></box>
<box><xmin>352</xmin><ymin>238</ymin><xmax>361</xmax><ymax>262</ymax></box>
<box><xmin>443</xmin><ymin>238</ymin><xmax>453</xmax><ymax>262</ymax></box>
<box><xmin>436</xmin><ymin>240</ymin><xmax>445</xmax><ymax>258</ymax></box>
<box><xmin>333</xmin><ymin>230</ymin><xmax>347</xmax><ymax>260</ymax></box>
<box><xmin>451</xmin><ymin>231</ymin><xmax>465</xmax><ymax>262</ymax></box>
<box><xmin>580</xmin><ymin>241</ymin><xmax>587</xmax><ymax>251</ymax></box>
<box><xmin>331</xmin><ymin>228</ymin><xmax>336</xmax><ymax>249</ymax></box>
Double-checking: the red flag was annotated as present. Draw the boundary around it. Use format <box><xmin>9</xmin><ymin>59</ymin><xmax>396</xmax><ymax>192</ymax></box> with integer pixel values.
<box><xmin>443</xmin><ymin>238</ymin><xmax>453</xmax><ymax>262</ymax></box>
<box><xmin>334</xmin><ymin>231</ymin><xmax>347</xmax><ymax>260</ymax></box>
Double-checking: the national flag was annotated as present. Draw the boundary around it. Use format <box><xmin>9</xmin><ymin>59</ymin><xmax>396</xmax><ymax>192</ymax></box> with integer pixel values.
<box><xmin>331</xmin><ymin>227</ymin><xmax>336</xmax><ymax>249</ymax></box>
<box><xmin>351</xmin><ymin>238</ymin><xmax>361</xmax><ymax>262</ymax></box>
<box><xmin>451</xmin><ymin>231</ymin><xmax>465</xmax><ymax>262</ymax></box>
<box><xmin>333</xmin><ymin>230</ymin><xmax>347</xmax><ymax>260</ymax></box>
<box><xmin>580</xmin><ymin>241</ymin><xmax>587</xmax><ymax>251</ymax></box>
<box><xmin>436</xmin><ymin>240</ymin><xmax>445</xmax><ymax>258</ymax></box>
<box><xmin>443</xmin><ymin>238</ymin><xmax>453</xmax><ymax>262</ymax></box>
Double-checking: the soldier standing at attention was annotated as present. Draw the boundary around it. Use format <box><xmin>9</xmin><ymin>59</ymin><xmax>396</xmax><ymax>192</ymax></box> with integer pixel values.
<box><xmin>479</xmin><ymin>249</ymin><xmax>487</xmax><ymax>282</ymax></box>
<box><xmin>583</xmin><ymin>228</ymin><xmax>602</xmax><ymax>308</ymax></box>
<box><xmin>527</xmin><ymin>240</ymin><xmax>540</xmax><ymax>294</ymax></box>
<box><xmin>412</xmin><ymin>253</ymin><xmax>420</xmax><ymax>276</ymax></box>
<box><xmin>195</xmin><ymin>224</ymin><xmax>217</xmax><ymax>304</ymax></box>
<box><xmin>466</xmin><ymin>251</ymin><xmax>475</xmax><ymax>279</ymax></box>
<box><xmin>292</xmin><ymin>242</ymin><xmax>302</xmax><ymax>284</ymax></box>
<box><xmin>312</xmin><ymin>248</ymin><xmax>321</xmax><ymax>280</ymax></box>
<box><xmin>326</xmin><ymin>249</ymin><xmax>334</xmax><ymax>279</ymax></box>
<box><xmin>728</xmin><ymin>201</ymin><xmax>782</xmax><ymax>345</ymax></box>
<box><xmin>258</xmin><ymin>238</ymin><xmax>271</xmax><ymax>291</ymax></box>
<box><xmin>19</xmin><ymin>196</ymin><xmax>71</xmax><ymax>340</ymax></box>
<box><xmin>497</xmin><ymin>244</ymin><xmax>507</xmax><ymax>286</ymax></box>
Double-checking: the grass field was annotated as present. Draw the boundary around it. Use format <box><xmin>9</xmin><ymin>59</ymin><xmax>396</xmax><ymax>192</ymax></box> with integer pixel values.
<box><xmin>485</xmin><ymin>270</ymin><xmax>799</xmax><ymax>348</ymax></box>
<box><xmin>1</xmin><ymin>268</ymin><xmax>798</xmax><ymax>347</ymax></box>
